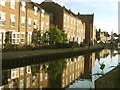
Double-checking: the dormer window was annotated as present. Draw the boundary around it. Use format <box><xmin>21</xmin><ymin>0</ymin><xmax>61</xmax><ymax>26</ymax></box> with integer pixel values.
<box><xmin>34</xmin><ymin>6</ymin><xmax>38</xmax><ymax>16</ymax></box>
<box><xmin>41</xmin><ymin>9</ymin><xmax>45</xmax><ymax>18</ymax></box>
<box><xmin>21</xmin><ymin>1</ymin><xmax>25</xmax><ymax>12</ymax></box>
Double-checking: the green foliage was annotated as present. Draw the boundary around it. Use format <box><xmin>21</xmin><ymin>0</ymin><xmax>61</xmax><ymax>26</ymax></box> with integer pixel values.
<box><xmin>47</xmin><ymin>59</ymin><xmax>67</xmax><ymax>88</ymax></box>
<box><xmin>97</xmin><ymin>36</ymin><xmax>101</xmax><ymax>41</ymax></box>
<box><xmin>99</xmin><ymin>62</ymin><xmax>105</xmax><ymax>71</ymax></box>
<box><xmin>48</xmin><ymin>25</ymin><xmax>67</xmax><ymax>44</ymax></box>
<box><xmin>113</xmin><ymin>33</ymin><xmax>118</xmax><ymax>37</ymax></box>
<box><xmin>31</xmin><ymin>65</ymin><xmax>40</xmax><ymax>75</ymax></box>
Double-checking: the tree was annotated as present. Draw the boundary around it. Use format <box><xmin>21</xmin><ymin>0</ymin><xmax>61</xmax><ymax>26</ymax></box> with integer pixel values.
<box><xmin>113</xmin><ymin>33</ymin><xmax>118</xmax><ymax>37</ymax></box>
<box><xmin>48</xmin><ymin>25</ymin><xmax>67</xmax><ymax>44</ymax></box>
<box><xmin>96</xmin><ymin>36</ymin><xmax>101</xmax><ymax>41</ymax></box>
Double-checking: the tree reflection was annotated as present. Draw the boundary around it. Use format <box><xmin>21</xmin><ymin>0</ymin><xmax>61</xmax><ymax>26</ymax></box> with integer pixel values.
<box><xmin>47</xmin><ymin>59</ymin><xmax>67</xmax><ymax>88</ymax></box>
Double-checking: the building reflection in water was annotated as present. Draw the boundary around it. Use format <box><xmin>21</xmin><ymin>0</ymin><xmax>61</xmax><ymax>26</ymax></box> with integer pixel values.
<box><xmin>61</xmin><ymin>55</ymin><xmax>84</xmax><ymax>88</ymax></box>
<box><xmin>1</xmin><ymin>49</ymin><xmax>118</xmax><ymax>89</ymax></box>
<box><xmin>2</xmin><ymin>63</ymin><xmax>49</xmax><ymax>89</ymax></box>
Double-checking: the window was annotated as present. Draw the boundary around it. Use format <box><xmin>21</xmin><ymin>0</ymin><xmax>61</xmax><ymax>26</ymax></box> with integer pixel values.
<box><xmin>74</xmin><ymin>28</ymin><xmax>75</xmax><ymax>34</ymax></box>
<box><xmin>9</xmin><ymin>82</ymin><xmax>13</xmax><ymax>88</ymax></box>
<box><xmin>21</xmin><ymin>17</ymin><xmax>25</xmax><ymax>27</ymax></box>
<box><xmin>21</xmin><ymin>34</ymin><xmax>24</xmax><ymax>43</ymax></box>
<box><xmin>28</xmin><ymin>18</ymin><xmax>31</xmax><ymax>28</ymax></box>
<box><xmin>67</xmin><ymin>16</ymin><xmax>69</xmax><ymax>23</ymax></box>
<box><xmin>71</xmin><ymin>27</ymin><xmax>73</xmax><ymax>33</ymax></box>
<box><xmin>67</xmin><ymin>26</ymin><xmax>69</xmax><ymax>33</ymax></box>
<box><xmin>74</xmin><ymin>19</ymin><xmax>76</xmax><ymax>25</ymax></box>
<box><xmin>77</xmin><ymin>20</ymin><xmax>79</xmax><ymax>26</ymax></box>
<box><xmin>76</xmin><ymin>63</ymin><xmax>77</xmax><ymax>69</ymax></box>
<box><xmin>11</xmin><ymin>0</ymin><xmax>15</xmax><ymax>9</ymax></box>
<box><xmin>13</xmin><ymin>34</ymin><xmax>15</xmax><ymax>38</ymax></box>
<box><xmin>77</xmin><ymin>29</ymin><xmax>78</xmax><ymax>33</ymax></box>
<box><xmin>79</xmin><ymin>21</ymin><xmax>81</xmax><ymax>26</ymax></box>
<box><xmin>11</xmin><ymin>68</ymin><xmax>19</xmax><ymax>79</ymax></box>
<box><xmin>26</xmin><ymin>77</ymin><xmax>30</xmax><ymax>88</ymax></box>
<box><xmin>66</xmin><ymin>68</ymin><xmax>68</xmax><ymax>75</ymax></box>
<box><xmin>33</xmin><ymin>76</ymin><xmax>36</xmax><ymax>85</ymax></box>
<box><xmin>46</xmin><ymin>23</ymin><xmax>49</xmax><ymax>31</ymax></box>
<box><xmin>73</xmin><ymin>64</ymin><xmax>74</xmax><ymax>71</ymax></box>
<box><xmin>17</xmin><ymin>34</ymin><xmax>19</xmax><ymax>38</ymax></box>
<box><xmin>10</xmin><ymin>14</ymin><xmax>15</xmax><ymax>27</ymax></box>
<box><xmin>20</xmin><ymin>79</ymin><xmax>24</xmax><ymax>88</ymax></box>
<box><xmin>72</xmin><ymin>73</ymin><xmax>74</xmax><ymax>80</ymax></box>
<box><xmin>40</xmin><ymin>72</ymin><xmax>43</xmax><ymax>81</ymax></box>
<box><xmin>64</xmin><ymin>14</ymin><xmax>66</xmax><ymax>22</ymax></box>
<box><xmin>71</xmin><ymin>18</ymin><xmax>73</xmax><ymax>24</ymax></box>
<box><xmin>62</xmin><ymin>79</ymin><xmax>65</xmax><ymax>87</ymax></box>
<box><xmin>11</xmin><ymin>69</ymin><xmax>16</xmax><ymax>79</ymax></box>
<box><xmin>66</xmin><ymin>78</ymin><xmax>68</xmax><ymax>85</ymax></box>
<box><xmin>34</xmin><ymin>6</ymin><xmax>38</xmax><ymax>16</ymax></box>
<box><xmin>20</xmin><ymin>67</ymin><xmax>24</xmax><ymax>75</ymax></box>
<box><xmin>41</xmin><ymin>9</ymin><xmax>45</xmax><ymax>18</ymax></box>
<box><xmin>40</xmin><ymin>86</ymin><xmax>42</xmax><ymax>90</ymax></box>
<box><xmin>70</xmin><ymin>65</ymin><xmax>72</xmax><ymax>72</ymax></box>
<box><xmin>70</xmin><ymin>75</ymin><xmax>71</xmax><ymax>82</ymax></box>
<box><xmin>27</xmin><ymin>66</ymin><xmax>31</xmax><ymax>74</ymax></box>
<box><xmin>34</xmin><ymin>20</ymin><xmax>37</xmax><ymax>29</ymax></box>
<box><xmin>21</xmin><ymin>1</ymin><xmax>25</xmax><ymax>12</ymax></box>
<box><xmin>0</xmin><ymin>12</ymin><xmax>5</xmax><ymax>26</ymax></box>
<box><xmin>41</xmin><ymin>21</ymin><xmax>44</xmax><ymax>30</ymax></box>
<box><xmin>0</xmin><ymin>0</ymin><xmax>6</xmax><ymax>6</ymax></box>
<box><xmin>12</xmin><ymin>33</ymin><xmax>20</xmax><ymax>44</ymax></box>
<box><xmin>64</xmin><ymin>25</ymin><xmax>66</xmax><ymax>31</ymax></box>
<box><xmin>40</xmin><ymin>65</ymin><xmax>43</xmax><ymax>70</ymax></box>
<box><xmin>63</xmin><ymin>70</ymin><xmax>65</xmax><ymax>77</ymax></box>
<box><xmin>16</xmin><ymin>68</ymin><xmax>19</xmax><ymax>78</ymax></box>
<box><xmin>45</xmin><ymin>73</ymin><xmax>48</xmax><ymax>79</ymax></box>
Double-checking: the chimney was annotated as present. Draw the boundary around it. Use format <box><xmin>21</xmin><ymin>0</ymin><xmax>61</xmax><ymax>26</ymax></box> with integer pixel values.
<box><xmin>78</xmin><ymin>12</ymin><xmax>80</xmax><ymax>15</ymax></box>
<box><xmin>63</xmin><ymin>6</ymin><xmax>65</xmax><ymax>9</ymax></box>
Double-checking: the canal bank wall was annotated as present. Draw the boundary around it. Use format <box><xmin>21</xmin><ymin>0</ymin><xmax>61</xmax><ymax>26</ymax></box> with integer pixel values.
<box><xmin>2</xmin><ymin>45</ymin><xmax>103</xmax><ymax>69</ymax></box>
<box><xmin>95</xmin><ymin>65</ymin><xmax>120</xmax><ymax>88</ymax></box>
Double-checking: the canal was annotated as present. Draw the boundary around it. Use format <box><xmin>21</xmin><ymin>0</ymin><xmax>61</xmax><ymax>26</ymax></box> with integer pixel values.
<box><xmin>1</xmin><ymin>49</ymin><xmax>120</xmax><ymax>89</ymax></box>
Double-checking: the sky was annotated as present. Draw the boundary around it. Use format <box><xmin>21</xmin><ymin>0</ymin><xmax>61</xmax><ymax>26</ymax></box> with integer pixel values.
<box><xmin>32</xmin><ymin>0</ymin><xmax>119</xmax><ymax>35</ymax></box>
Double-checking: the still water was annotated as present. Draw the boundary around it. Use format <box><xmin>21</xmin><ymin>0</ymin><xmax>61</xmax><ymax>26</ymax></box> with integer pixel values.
<box><xmin>1</xmin><ymin>49</ymin><xmax>119</xmax><ymax>89</ymax></box>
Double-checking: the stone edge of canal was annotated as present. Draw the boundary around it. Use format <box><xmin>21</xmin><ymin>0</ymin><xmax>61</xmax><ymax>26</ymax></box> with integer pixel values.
<box><xmin>2</xmin><ymin>45</ymin><xmax>103</xmax><ymax>62</ymax></box>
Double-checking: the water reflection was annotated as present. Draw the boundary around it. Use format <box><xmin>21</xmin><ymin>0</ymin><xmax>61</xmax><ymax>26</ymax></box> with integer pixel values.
<box><xmin>1</xmin><ymin>49</ymin><xmax>119</xmax><ymax>89</ymax></box>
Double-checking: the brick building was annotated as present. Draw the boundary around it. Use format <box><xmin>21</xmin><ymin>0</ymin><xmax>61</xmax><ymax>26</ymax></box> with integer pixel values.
<box><xmin>40</xmin><ymin>1</ymin><xmax>85</xmax><ymax>46</ymax></box>
<box><xmin>0</xmin><ymin>0</ymin><xmax>50</xmax><ymax>47</ymax></box>
<box><xmin>77</xmin><ymin>13</ymin><xmax>94</xmax><ymax>46</ymax></box>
